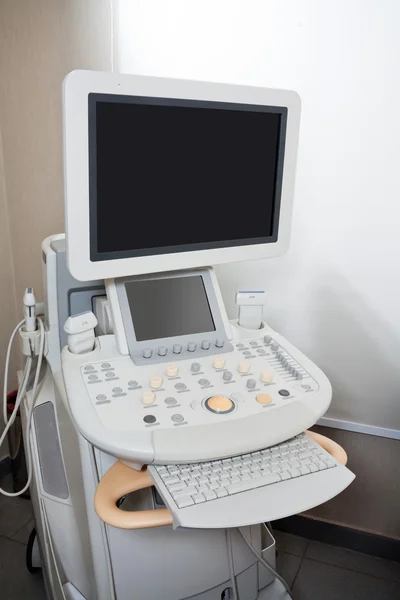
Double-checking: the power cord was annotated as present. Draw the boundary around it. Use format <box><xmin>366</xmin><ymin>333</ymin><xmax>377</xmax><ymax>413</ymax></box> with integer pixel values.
<box><xmin>226</xmin><ymin>529</ymin><xmax>239</xmax><ymax>600</ymax></box>
<box><xmin>237</xmin><ymin>528</ymin><xmax>294</xmax><ymax>599</ymax></box>
<box><xmin>1</xmin><ymin>299</ymin><xmax>45</xmax><ymax>497</ymax></box>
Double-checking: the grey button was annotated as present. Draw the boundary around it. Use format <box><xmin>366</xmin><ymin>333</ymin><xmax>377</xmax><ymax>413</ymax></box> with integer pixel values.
<box><xmin>88</xmin><ymin>374</ymin><xmax>98</xmax><ymax>381</ymax></box>
<box><xmin>279</xmin><ymin>389</ymin><xmax>290</xmax><ymax>397</ymax></box>
<box><xmin>187</xmin><ymin>342</ymin><xmax>196</xmax><ymax>352</ymax></box>
<box><xmin>143</xmin><ymin>348</ymin><xmax>152</xmax><ymax>358</ymax></box>
<box><xmin>112</xmin><ymin>387</ymin><xmax>122</xmax><ymax>393</ymax></box>
<box><xmin>173</xmin><ymin>344</ymin><xmax>182</xmax><ymax>354</ymax></box>
<box><xmin>301</xmin><ymin>384</ymin><xmax>312</xmax><ymax>390</ymax></box>
<box><xmin>201</xmin><ymin>340</ymin><xmax>211</xmax><ymax>350</ymax></box>
<box><xmin>243</xmin><ymin>351</ymin><xmax>251</xmax><ymax>356</ymax></box>
<box><xmin>191</xmin><ymin>362</ymin><xmax>201</xmax><ymax>372</ymax></box>
<box><xmin>105</xmin><ymin>372</ymin><xmax>115</xmax><ymax>378</ymax></box>
<box><xmin>250</xmin><ymin>341</ymin><xmax>258</xmax><ymax>347</ymax></box>
<box><xmin>101</xmin><ymin>363</ymin><xmax>111</xmax><ymax>369</ymax></box>
<box><xmin>236</xmin><ymin>343</ymin><xmax>245</xmax><ymax>349</ymax></box>
<box><xmin>199</xmin><ymin>379</ymin><xmax>210</xmax><ymax>386</ymax></box>
<box><xmin>128</xmin><ymin>380</ymin><xmax>138</xmax><ymax>387</ymax></box>
<box><xmin>84</xmin><ymin>365</ymin><xmax>94</xmax><ymax>371</ymax></box>
<box><xmin>257</xmin><ymin>349</ymin><xmax>266</xmax><ymax>354</ymax></box>
<box><xmin>143</xmin><ymin>414</ymin><xmax>157</xmax><ymax>424</ymax></box>
<box><xmin>171</xmin><ymin>414</ymin><xmax>184</xmax><ymax>423</ymax></box>
<box><xmin>158</xmin><ymin>346</ymin><xmax>168</xmax><ymax>356</ymax></box>
<box><xmin>96</xmin><ymin>394</ymin><xmax>107</xmax><ymax>401</ymax></box>
<box><xmin>247</xmin><ymin>379</ymin><xmax>257</xmax><ymax>389</ymax></box>
<box><xmin>165</xmin><ymin>397</ymin><xmax>177</xmax><ymax>406</ymax></box>
<box><xmin>215</xmin><ymin>339</ymin><xmax>225</xmax><ymax>348</ymax></box>
<box><xmin>264</xmin><ymin>335</ymin><xmax>272</xmax><ymax>344</ymax></box>
<box><xmin>223</xmin><ymin>371</ymin><xmax>233</xmax><ymax>381</ymax></box>
<box><xmin>175</xmin><ymin>382</ymin><xmax>186</xmax><ymax>390</ymax></box>
<box><xmin>271</xmin><ymin>342</ymin><xmax>279</xmax><ymax>351</ymax></box>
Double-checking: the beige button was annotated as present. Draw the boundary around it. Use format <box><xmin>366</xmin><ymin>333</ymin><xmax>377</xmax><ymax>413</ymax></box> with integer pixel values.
<box><xmin>166</xmin><ymin>365</ymin><xmax>179</xmax><ymax>377</ymax></box>
<box><xmin>149</xmin><ymin>375</ymin><xmax>163</xmax><ymax>389</ymax></box>
<box><xmin>260</xmin><ymin>371</ymin><xmax>273</xmax><ymax>383</ymax></box>
<box><xmin>238</xmin><ymin>361</ymin><xmax>250</xmax><ymax>374</ymax></box>
<box><xmin>256</xmin><ymin>393</ymin><xmax>273</xmax><ymax>405</ymax></box>
<box><xmin>142</xmin><ymin>391</ymin><xmax>156</xmax><ymax>405</ymax></box>
<box><xmin>213</xmin><ymin>357</ymin><xmax>225</xmax><ymax>369</ymax></box>
<box><xmin>206</xmin><ymin>395</ymin><xmax>234</xmax><ymax>413</ymax></box>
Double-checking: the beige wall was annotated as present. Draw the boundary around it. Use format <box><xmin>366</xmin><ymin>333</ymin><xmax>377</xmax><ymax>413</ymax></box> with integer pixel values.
<box><xmin>0</xmin><ymin>128</ymin><xmax>19</xmax><ymax>457</ymax></box>
<box><xmin>0</xmin><ymin>0</ymin><xmax>112</xmax><ymax>305</ymax></box>
<box><xmin>0</xmin><ymin>0</ymin><xmax>112</xmax><ymax>455</ymax></box>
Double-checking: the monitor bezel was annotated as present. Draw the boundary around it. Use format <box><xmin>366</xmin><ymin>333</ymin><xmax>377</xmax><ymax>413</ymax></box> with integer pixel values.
<box><xmin>63</xmin><ymin>70</ymin><xmax>301</xmax><ymax>281</ymax></box>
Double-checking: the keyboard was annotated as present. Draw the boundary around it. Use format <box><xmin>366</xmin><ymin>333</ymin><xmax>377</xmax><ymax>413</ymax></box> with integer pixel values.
<box><xmin>153</xmin><ymin>433</ymin><xmax>337</xmax><ymax>510</ymax></box>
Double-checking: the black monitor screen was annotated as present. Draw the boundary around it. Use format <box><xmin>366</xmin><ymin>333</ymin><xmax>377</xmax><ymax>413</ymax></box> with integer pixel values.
<box><xmin>89</xmin><ymin>94</ymin><xmax>287</xmax><ymax>261</ymax></box>
<box><xmin>125</xmin><ymin>276</ymin><xmax>215</xmax><ymax>341</ymax></box>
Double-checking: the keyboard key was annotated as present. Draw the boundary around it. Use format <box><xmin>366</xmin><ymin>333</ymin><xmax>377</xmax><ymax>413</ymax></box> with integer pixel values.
<box><xmin>169</xmin><ymin>482</ymin><xmax>187</xmax><ymax>493</ymax></box>
<box><xmin>181</xmin><ymin>474</ymin><xmax>191</xmax><ymax>481</ymax></box>
<box><xmin>164</xmin><ymin>476</ymin><xmax>180</xmax><ymax>485</ymax></box>
<box><xmin>191</xmin><ymin>468</ymin><xmax>200</xmax><ymax>477</ymax></box>
<box><xmin>309</xmin><ymin>463</ymin><xmax>319</xmax><ymax>473</ymax></box>
<box><xmin>288</xmin><ymin>467</ymin><xmax>301</xmax><ymax>478</ymax></box>
<box><xmin>175</xmin><ymin>494</ymin><xmax>194</xmax><ymax>508</ymax></box>
<box><xmin>168</xmin><ymin>466</ymin><xmax>179</xmax><ymax>475</ymax></box>
<box><xmin>220</xmin><ymin>477</ymin><xmax>230</xmax><ymax>487</ymax></box>
<box><xmin>209</xmin><ymin>473</ymin><xmax>219</xmax><ymax>482</ymax></box>
<box><xmin>209</xmin><ymin>481</ymin><xmax>220</xmax><ymax>490</ymax></box>
<box><xmin>203</xmin><ymin>489</ymin><xmax>217</xmax><ymax>501</ymax></box>
<box><xmin>230</xmin><ymin>476</ymin><xmax>240</xmax><ymax>484</ymax></box>
<box><xmin>157</xmin><ymin>467</ymin><xmax>168</xmax><ymax>475</ymax></box>
<box><xmin>300</xmin><ymin>466</ymin><xmax>310</xmax><ymax>475</ymax></box>
<box><xmin>280</xmin><ymin>471</ymin><xmax>291</xmax><ymax>480</ymax></box>
<box><xmin>197</xmin><ymin>476</ymin><xmax>208</xmax><ymax>484</ymax></box>
<box><xmin>193</xmin><ymin>493</ymin><xmax>206</xmax><ymax>504</ymax></box>
<box><xmin>227</xmin><ymin>473</ymin><xmax>280</xmax><ymax>495</ymax></box>
<box><xmin>198</xmin><ymin>484</ymin><xmax>209</xmax><ymax>493</ymax></box>
<box><xmin>217</xmin><ymin>487</ymin><xmax>228</xmax><ymax>498</ymax></box>
<box><xmin>185</xmin><ymin>486</ymin><xmax>198</xmax><ymax>496</ymax></box>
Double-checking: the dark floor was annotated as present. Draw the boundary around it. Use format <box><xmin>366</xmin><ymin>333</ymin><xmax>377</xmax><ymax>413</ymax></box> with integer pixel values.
<box><xmin>0</xmin><ymin>492</ymin><xmax>399</xmax><ymax>599</ymax></box>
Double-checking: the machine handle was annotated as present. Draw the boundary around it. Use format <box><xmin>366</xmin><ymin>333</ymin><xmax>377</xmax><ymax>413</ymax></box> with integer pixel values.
<box><xmin>94</xmin><ymin>431</ymin><xmax>347</xmax><ymax>530</ymax></box>
<box><xmin>306</xmin><ymin>430</ymin><xmax>348</xmax><ymax>465</ymax></box>
<box><xmin>94</xmin><ymin>461</ymin><xmax>173</xmax><ymax>529</ymax></box>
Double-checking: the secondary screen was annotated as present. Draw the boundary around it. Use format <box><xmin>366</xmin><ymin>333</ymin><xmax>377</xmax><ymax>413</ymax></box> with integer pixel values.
<box><xmin>89</xmin><ymin>94</ymin><xmax>286</xmax><ymax>260</ymax></box>
<box><xmin>125</xmin><ymin>276</ymin><xmax>215</xmax><ymax>341</ymax></box>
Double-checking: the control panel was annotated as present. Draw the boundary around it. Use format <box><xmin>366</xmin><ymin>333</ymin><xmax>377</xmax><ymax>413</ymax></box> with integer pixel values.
<box><xmin>80</xmin><ymin>334</ymin><xmax>318</xmax><ymax>433</ymax></box>
<box><xmin>62</xmin><ymin>324</ymin><xmax>331</xmax><ymax>464</ymax></box>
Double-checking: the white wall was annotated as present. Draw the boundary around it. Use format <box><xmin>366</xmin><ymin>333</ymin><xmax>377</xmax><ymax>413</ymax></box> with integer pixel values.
<box><xmin>117</xmin><ymin>0</ymin><xmax>400</xmax><ymax>431</ymax></box>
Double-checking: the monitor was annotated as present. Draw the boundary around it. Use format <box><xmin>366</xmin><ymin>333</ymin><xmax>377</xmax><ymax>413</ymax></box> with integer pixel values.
<box><xmin>63</xmin><ymin>70</ymin><xmax>301</xmax><ymax>281</ymax></box>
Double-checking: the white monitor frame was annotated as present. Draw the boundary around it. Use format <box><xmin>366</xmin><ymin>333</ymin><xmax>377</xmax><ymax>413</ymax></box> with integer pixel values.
<box><xmin>63</xmin><ymin>70</ymin><xmax>301</xmax><ymax>281</ymax></box>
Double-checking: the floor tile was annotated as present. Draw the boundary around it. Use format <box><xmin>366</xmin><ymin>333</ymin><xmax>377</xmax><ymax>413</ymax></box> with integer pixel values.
<box><xmin>0</xmin><ymin>497</ymin><xmax>33</xmax><ymax>538</ymax></box>
<box><xmin>272</xmin><ymin>529</ymin><xmax>308</xmax><ymax>557</ymax></box>
<box><xmin>276</xmin><ymin>550</ymin><xmax>302</xmax><ymax>588</ymax></box>
<box><xmin>11</xmin><ymin>519</ymin><xmax>35</xmax><ymax>545</ymax></box>
<box><xmin>306</xmin><ymin>540</ymin><xmax>400</xmax><ymax>583</ymax></box>
<box><xmin>0</xmin><ymin>536</ymin><xmax>46</xmax><ymax>600</ymax></box>
<box><xmin>292</xmin><ymin>558</ymin><xmax>400</xmax><ymax>600</ymax></box>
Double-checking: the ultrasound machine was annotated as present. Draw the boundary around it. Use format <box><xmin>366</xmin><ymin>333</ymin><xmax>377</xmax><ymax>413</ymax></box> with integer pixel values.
<box><xmin>1</xmin><ymin>70</ymin><xmax>354</xmax><ymax>600</ymax></box>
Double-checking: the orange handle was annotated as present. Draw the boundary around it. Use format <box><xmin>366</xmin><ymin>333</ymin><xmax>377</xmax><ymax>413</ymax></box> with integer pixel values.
<box><xmin>94</xmin><ymin>461</ymin><xmax>172</xmax><ymax>529</ymax></box>
<box><xmin>94</xmin><ymin>431</ymin><xmax>347</xmax><ymax>530</ymax></box>
<box><xmin>305</xmin><ymin>430</ymin><xmax>348</xmax><ymax>465</ymax></box>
